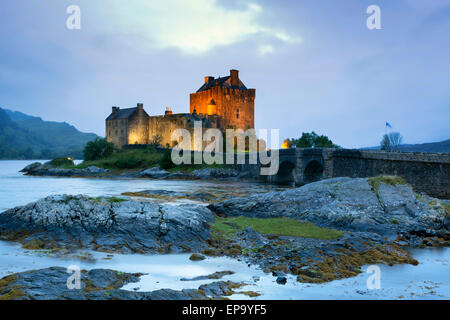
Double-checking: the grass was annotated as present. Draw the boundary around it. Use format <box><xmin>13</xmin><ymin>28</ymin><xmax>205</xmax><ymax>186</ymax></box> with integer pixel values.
<box><xmin>211</xmin><ymin>216</ymin><xmax>343</xmax><ymax>240</ymax></box>
<box><xmin>77</xmin><ymin>147</ymin><xmax>165</xmax><ymax>170</ymax></box>
<box><xmin>60</xmin><ymin>147</ymin><xmax>227</xmax><ymax>172</ymax></box>
<box><xmin>88</xmin><ymin>196</ymin><xmax>128</xmax><ymax>204</ymax></box>
<box><xmin>368</xmin><ymin>175</ymin><xmax>407</xmax><ymax>193</ymax></box>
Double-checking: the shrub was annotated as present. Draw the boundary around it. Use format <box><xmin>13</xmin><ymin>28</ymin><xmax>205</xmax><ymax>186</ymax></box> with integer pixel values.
<box><xmin>83</xmin><ymin>138</ymin><xmax>116</xmax><ymax>161</ymax></box>
<box><xmin>288</xmin><ymin>132</ymin><xmax>339</xmax><ymax>148</ymax></box>
<box><xmin>160</xmin><ymin>149</ymin><xmax>175</xmax><ymax>170</ymax></box>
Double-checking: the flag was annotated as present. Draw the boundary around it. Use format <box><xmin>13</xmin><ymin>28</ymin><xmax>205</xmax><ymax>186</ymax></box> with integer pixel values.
<box><xmin>386</xmin><ymin>122</ymin><xmax>392</xmax><ymax>128</ymax></box>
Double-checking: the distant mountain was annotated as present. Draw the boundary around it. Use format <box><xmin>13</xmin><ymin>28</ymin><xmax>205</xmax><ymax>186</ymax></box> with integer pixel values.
<box><xmin>362</xmin><ymin>139</ymin><xmax>450</xmax><ymax>154</ymax></box>
<box><xmin>0</xmin><ymin>108</ymin><xmax>99</xmax><ymax>159</ymax></box>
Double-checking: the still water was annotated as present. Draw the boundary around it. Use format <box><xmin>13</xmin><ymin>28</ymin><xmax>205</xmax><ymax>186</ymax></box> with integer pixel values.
<box><xmin>0</xmin><ymin>160</ymin><xmax>448</xmax><ymax>299</ymax></box>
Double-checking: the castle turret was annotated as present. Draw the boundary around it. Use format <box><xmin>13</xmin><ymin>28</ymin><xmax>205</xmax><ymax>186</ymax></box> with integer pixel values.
<box><xmin>230</xmin><ymin>69</ymin><xmax>239</xmax><ymax>87</ymax></box>
<box><xmin>190</xmin><ymin>69</ymin><xmax>255</xmax><ymax>130</ymax></box>
<box><xmin>165</xmin><ymin>107</ymin><xmax>173</xmax><ymax>116</ymax></box>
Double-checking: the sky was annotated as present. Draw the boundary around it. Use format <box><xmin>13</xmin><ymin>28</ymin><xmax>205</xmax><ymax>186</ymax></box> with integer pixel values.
<box><xmin>0</xmin><ymin>0</ymin><xmax>449</xmax><ymax>148</ymax></box>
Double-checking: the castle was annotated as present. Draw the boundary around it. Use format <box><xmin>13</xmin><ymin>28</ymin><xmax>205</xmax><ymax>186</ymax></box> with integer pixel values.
<box><xmin>106</xmin><ymin>69</ymin><xmax>255</xmax><ymax>149</ymax></box>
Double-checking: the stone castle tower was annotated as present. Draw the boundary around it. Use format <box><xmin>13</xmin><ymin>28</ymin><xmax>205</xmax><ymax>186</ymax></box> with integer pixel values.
<box><xmin>106</xmin><ymin>69</ymin><xmax>255</xmax><ymax>149</ymax></box>
<box><xmin>190</xmin><ymin>69</ymin><xmax>255</xmax><ymax>130</ymax></box>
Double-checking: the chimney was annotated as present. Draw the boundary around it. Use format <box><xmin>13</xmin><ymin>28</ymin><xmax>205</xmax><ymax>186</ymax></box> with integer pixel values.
<box><xmin>230</xmin><ymin>69</ymin><xmax>239</xmax><ymax>87</ymax></box>
<box><xmin>204</xmin><ymin>76</ymin><xmax>214</xmax><ymax>84</ymax></box>
<box><xmin>112</xmin><ymin>106</ymin><xmax>119</xmax><ymax>113</ymax></box>
<box><xmin>137</xmin><ymin>103</ymin><xmax>144</xmax><ymax>110</ymax></box>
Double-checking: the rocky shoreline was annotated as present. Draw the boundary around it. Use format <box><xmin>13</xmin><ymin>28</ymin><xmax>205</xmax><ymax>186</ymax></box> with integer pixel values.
<box><xmin>0</xmin><ymin>176</ymin><xmax>448</xmax><ymax>299</ymax></box>
<box><xmin>0</xmin><ymin>267</ymin><xmax>248</xmax><ymax>300</ymax></box>
<box><xmin>20</xmin><ymin>161</ymin><xmax>248</xmax><ymax>181</ymax></box>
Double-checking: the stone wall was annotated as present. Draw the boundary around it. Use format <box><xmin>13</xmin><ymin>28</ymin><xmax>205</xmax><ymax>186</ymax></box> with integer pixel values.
<box><xmin>190</xmin><ymin>86</ymin><xmax>255</xmax><ymax>130</ymax></box>
<box><xmin>148</xmin><ymin>114</ymin><xmax>223</xmax><ymax>150</ymax></box>
<box><xmin>325</xmin><ymin>149</ymin><xmax>450</xmax><ymax>198</ymax></box>
<box><xmin>127</xmin><ymin>105</ymin><xmax>149</xmax><ymax>145</ymax></box>
<box><xmin>106</xmin><ymin>118</ymin><xmax>129</xmax><ymax>148</ymax></box>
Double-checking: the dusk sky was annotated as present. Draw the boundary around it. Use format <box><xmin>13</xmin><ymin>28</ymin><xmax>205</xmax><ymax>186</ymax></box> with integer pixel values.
<box><xmin>1</xmin><ymin>0</ymin><xmax>449</xmax><ymax>148</ymax></box>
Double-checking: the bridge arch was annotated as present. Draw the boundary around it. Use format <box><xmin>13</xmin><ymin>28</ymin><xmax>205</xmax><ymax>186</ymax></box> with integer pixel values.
<box><xmin>275</xmin><ymin>160</ymin><xmax>296</xmax><ymax>185</ymax></box>
<box><xmin>303</xmin><ymin>160</ymin><xmax>324</xmax><ymax>183</ymax></box>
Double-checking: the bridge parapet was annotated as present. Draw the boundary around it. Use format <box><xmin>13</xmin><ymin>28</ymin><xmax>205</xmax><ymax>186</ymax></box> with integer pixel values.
<box><xmin>274</xmin><ymin>148</ymin><xmax>449</xmax><ymax>198</ymax></box>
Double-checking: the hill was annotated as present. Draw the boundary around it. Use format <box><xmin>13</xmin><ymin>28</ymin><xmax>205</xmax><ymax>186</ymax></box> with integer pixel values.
<box><xmin>0</xmin><ymin>108</ymin><xmax>99</xmax><ymax>159</ymax></box>
<box><xmin>362</xmin><ymin>139</ymin><xmax>450</xmax><ymax>154</ymax></box>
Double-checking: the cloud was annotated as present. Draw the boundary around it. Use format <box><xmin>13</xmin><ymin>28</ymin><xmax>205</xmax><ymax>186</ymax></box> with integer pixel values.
<box><xmin>105</xmin><ymin>0</ymin><xmax>300</xmax><ymax>54</ymax></box>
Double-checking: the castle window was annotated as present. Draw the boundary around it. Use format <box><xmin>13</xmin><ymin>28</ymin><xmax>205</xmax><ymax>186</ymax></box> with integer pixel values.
<box><xmin>236</xmin><ymin>109</ymin><xmax>239</xmax><ymax>119</ymax></box>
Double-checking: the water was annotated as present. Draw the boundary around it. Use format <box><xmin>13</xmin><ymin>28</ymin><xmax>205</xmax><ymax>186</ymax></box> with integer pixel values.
<box><xmin>0</xmin><ymin>160</ymin><xmax>448</xmax><ymax>299</ymax></box>
<box><xmin>0</xmin><ymin>160</ymin><xmax>286</xmax><ymax>211</ymax></box>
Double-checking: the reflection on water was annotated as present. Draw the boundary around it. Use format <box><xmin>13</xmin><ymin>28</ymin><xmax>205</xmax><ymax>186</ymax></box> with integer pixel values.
<box><xmin>0</xmin><ymin>160</ymin><xmax>448</xmax><ymax>299</ymax></box>
<box><xmin>0</xmin><ymin>160</ymin><xmax>287</xmax><ymax>211</ymax></box>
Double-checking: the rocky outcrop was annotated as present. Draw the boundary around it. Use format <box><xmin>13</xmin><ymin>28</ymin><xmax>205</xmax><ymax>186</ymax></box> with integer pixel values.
<box><xmin>0</xmin><ymin>195</ymin><xmax>213</xmax><ymax>253</ymax></box>
<box><xmin>122</xmin><ymin>189</ymin><xmax>217</xmax><ymax>202</ymax></box>
<box><xmin>134</xmin><ymin>167</ymin><xmax>171</xmax><ymax>179</ymax></box>
<box><xmin>21</xmin><ymin>163</ymin><xmax>245</xmax><ymax>181</ymax></box>
<box><xmin>208</xmin><ymin>177</ymin><xmax>449</xmax><ymax>235</ymax></box>
<box><xmin>0</xmin><ymin>267</ymin><xmax>243</xmax><ymax>300</ymax></box>
<box><xmin>191</xmin><ymin>168</ymin><xmax>240</xmax><ymax>179</ymax></box>
<box><xmin>20</xmin><ymin>162</ymin><xmax>109</xmax><ymax>177</ymax></box>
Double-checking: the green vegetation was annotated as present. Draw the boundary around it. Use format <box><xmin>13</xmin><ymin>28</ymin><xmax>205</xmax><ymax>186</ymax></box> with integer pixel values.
<box><xmin>368</xmin><ymin>175</ymin><xmax>407</xmax><ymax>193</ymax></box>
<box><xmin>79</xmin><ymin>146</ymin><xmax>164</xmax><ymax>170</ymax></box>
<box><xmin>211</xmin><ymin>216</ymin><xmax>343</xmax><ymax>240</ymax></box>
<box><xmin>48</xmin><ymin>157</ymin><xmax>74</xmax><ymax>167</ymax></box>
<box><xmin>0</xmin><ymin>107</ymin><xmax>98</xmax><ymax>159</ymax></box>
<box><xmin>287</xmin><ymin>131</ymin><xmax>340</xmax><ymax>149</ymax></box>
<box><xmin>83</xmin><ymin>138</ymin><xmax>116</xmax><ymax>161</ymax></box>
<box><xmin>442</xmin><ymin>203</ymin><xmax>450</xmax><ymax>216</ymax></box>
<box><xmin>74</xmin><ymin>146</ymin><xmax>227</xmax><ymax>172</ymax></box>
<box><xmin>88</xmin><ymin>196</ymin><xmax>128</xmax><ymax>204</ymax></box>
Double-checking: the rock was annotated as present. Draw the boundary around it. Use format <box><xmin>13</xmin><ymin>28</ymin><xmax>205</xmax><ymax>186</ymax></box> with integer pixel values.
<box><xmin>192</xmin><ymin>168</ymin><xmax>240</xmax><ymax>179</ymax></box>
<box><xmin>84</xmin><ymin>166</ymin><xmax>109</xmax><ymax>174</ymax></box>
<box><xmin>0</xmin><ymin>194</ymin><xmax>214</xmax><ymax>254</ymax></box>
<box><xmin>20</xmin><ymin>164</ymin><xmax>109</xmax><ymax>177</ymax></box>
<box><xmin>124</xmin><ymin>189</ymin><xmax>216</xmax><ymax>202</ymax></box>
<box><xmin>136</xmin><ymin>167</ymin><xmax>170</xmax><ymax>179</ymax></box>
<box><xmin>20</xmin><ymin>162</ymin><xmax>42</xmax><ymax>173</ymax></box>
<box><xmin>180</xmin><ymin>270</ymin><xmax>234</xmax><ymax>281</ymax></box>
<box><xmin>189</xmin><ymin>253</ymin><xmax>206</xmax><ymax>261</ymax></box>
<box><xmin>0</xmin><ymin>267</ymin><xmax>232</xmax><ymax>300</ymax></box>
<box><xmin>208</xmin><ymin>177</ymin><xmax>447</xmax><ymax>235</ymax></box>
<box><xmin>276</xmin><ymin>276</ymin><xmax>287</xmax><ymax>285</ymax></box>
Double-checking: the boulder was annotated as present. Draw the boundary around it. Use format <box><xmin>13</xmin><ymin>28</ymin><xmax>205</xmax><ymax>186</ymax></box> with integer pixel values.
<box><xmin>136</xmin><ymin>167</ymin><xmax>170</xmax><ymax>179</ymax></box>
<box><xmin>0</xmin><ymin>195</ymin><xmax>214</xmax><ymax>253</ymax></box>
<box><xmin>208</xmin><ymin>177</ymin><xmax>447</xmax><ymax>235</ymax></box>
<box><xmin>20</xmin><ymin>162</ymin><xmax>43</xmax><ymax>173</ymax></box>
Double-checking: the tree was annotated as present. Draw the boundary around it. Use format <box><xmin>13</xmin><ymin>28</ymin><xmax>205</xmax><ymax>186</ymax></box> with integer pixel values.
<box><xmin>83</xmin><ymin>138</ymin><xmax>116</xmax><ymax>161</ymax></box>
<box><xmin>380</xmin><ymin>132</ymin><xmax>403</xmax><ymax>152</ymax></box>
<box><xmin>150</xmin><ymin>134</ymin><xmax>163</xmax><ymax>147</ymax></box>
<box><xmin>288</xmin><ymin>132</ymin><xmax>339</xmax><ymax>148</ymax></box>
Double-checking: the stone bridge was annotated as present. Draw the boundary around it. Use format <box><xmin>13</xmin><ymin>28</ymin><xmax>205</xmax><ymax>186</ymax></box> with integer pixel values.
<box><xmin>262</xmin><ymin>148</ymin><xmax>450</xmax><ymax>199</ymax></box>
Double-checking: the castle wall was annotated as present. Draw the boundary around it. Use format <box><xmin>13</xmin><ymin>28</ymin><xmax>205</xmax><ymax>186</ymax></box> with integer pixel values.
<box><xmin>106</xmin><ymin>119</ymin><xmax>129</xmax><ymax>149</ymax></box>
<box><xmin>127</xmin><ymin>107</ymin><xmax>149</xmax><ymax>145</ymax></box>
<box><xmin>190</xmin><ymin>86</ymin><xmax>255</xmax><ymax>130</ymax></box>
<box><xmin>148</xmin><ymin>114</ymin><xmax>224</xmax><ymax>150</ymax></box>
